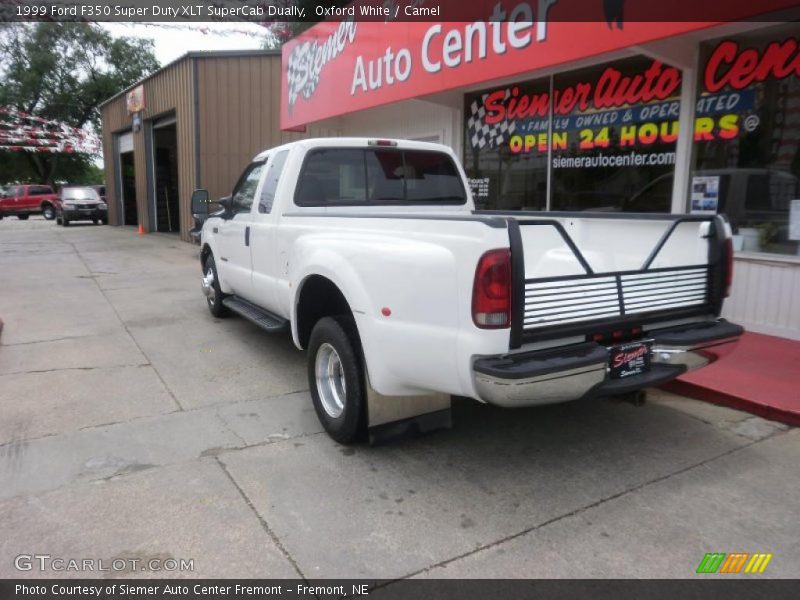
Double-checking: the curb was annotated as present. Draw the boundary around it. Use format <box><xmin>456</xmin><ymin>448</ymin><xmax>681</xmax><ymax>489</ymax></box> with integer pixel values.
<box><xmin>661</xmin><ymin>380</ymin><xmax>800</xmax><ymax>427</ymax></box>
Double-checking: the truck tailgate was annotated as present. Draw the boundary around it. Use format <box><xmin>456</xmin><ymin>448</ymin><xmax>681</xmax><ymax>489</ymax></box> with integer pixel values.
<box><xmin>502</xmin><ymin>214</ymin><xmax>729</xmax><ymax>347</ymax></box>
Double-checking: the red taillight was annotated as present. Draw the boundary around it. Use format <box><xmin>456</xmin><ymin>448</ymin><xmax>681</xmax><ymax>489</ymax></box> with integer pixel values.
<box><xmin>472</xmin><ymin>249</ymin><xmax>511</xmax><ymax>329</ymax></box>
<box><xmin>724</xmin><ymin>237</ymin><xmax>734</xmax><ymax>298</ymax></box>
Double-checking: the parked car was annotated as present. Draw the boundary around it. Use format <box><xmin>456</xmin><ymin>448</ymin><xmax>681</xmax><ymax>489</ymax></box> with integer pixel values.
<box><xmin>56</xmin><ymin>186</ymin><xmax>108</xmax><ymax>226</ymax></box>
<box><xmin>193</xmin><ymin>138</ymin><xmax>742</xmax><ymax>444</ymax></box>
<box><xmin>0</xmin><ymin>184</ymin><xmax>59</xmax><ymax>220</ymax></box>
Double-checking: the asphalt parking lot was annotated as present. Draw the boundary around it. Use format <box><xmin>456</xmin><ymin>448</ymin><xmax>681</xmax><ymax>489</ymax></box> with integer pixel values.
<box><xmin>0</xmin><ymin>216</ymin><xmax>798</xmax><ymax>579</ymax></box>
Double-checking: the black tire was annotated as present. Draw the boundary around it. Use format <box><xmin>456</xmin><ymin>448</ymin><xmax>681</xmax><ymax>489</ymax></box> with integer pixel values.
<box><xmin>42</xmin><ymin>204</ymin><xmax>55</xmax><ymax>220</ymax></box>
<box><xmin>17</xmin><ymin>214</ymin><xmax>29</xmax><ymax>220</ymax></box>
<box><xmin>101</xmin><ymin>218</ymin><xmax>108</xmax><ymax>225</ymax></box>
<box><xmin>56</xmin><ymin>215</ymin><xmax>62</xmax><ymax>225</ymax></box>
<box><xmin>62</xmin><ymin>217</ymin><xmax>70</xmax><ymax>226</ymax></box>
<box><xmin>307</xmin><ymin>316</ymin><xmax>366</xmax><ymax>444</ymax></box>
<box><xmin>202</xmin><ymin>254</ymin><xmax>228</xmax><ymax>318</ymax></box>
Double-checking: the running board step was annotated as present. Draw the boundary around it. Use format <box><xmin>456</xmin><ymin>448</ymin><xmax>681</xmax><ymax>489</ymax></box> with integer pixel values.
<box><xmin>222</xmin><ymin>296</ymin><xmax>289</xmax><ymax>333</ymax></box>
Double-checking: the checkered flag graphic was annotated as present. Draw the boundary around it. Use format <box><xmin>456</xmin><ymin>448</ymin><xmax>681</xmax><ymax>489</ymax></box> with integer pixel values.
<box><xmin>286</xmin><ymin>41</ymin><xmax>321</xmax><ymax>115</ymax></box>
<box><xmin>467</xmin><ymin>89</ymin><xmax>517</xmax><ymax>149</ymax></box>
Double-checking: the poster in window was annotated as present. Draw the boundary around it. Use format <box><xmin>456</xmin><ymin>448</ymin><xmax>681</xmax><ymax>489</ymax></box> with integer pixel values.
<box><xmin>690</xmin><ymin>175</ymin><xmax>720</xmax><ymax>214</ymax></box>
<box><xmin>468</xmin><ymin>177</ymin><xmax>490</xmax><ymax>200</ymax></box>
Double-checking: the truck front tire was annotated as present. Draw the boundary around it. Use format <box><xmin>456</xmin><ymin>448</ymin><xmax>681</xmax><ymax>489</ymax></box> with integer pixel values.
<box><xmin>202</xmin><ymin>254</ymin><xmax>228</xmax><ymax>318</ymax></box>
<box><xmin>42</xmin><ymin>204</ymin><xmax>55</xmax><ymax>220</ymax></box>
<box><xmin>307</xmin><ymin>316</ymin><xmax>366</xmax><ymax>445</ymax></box>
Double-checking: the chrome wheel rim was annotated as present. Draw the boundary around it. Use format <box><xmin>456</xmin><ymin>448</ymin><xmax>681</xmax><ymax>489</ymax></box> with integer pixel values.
<box><xmin>43</xmin><ymin>207</ymin><xmax>53</xmax><ymax>219</ymax></box>
<box><xmin>315</xmin><ymin>343</ymin><xmax>346</xmax><ymax>419</ymax></box>
<box><xmin>202</xmin><ymin>266</ymin><xmax>215</xmax><ymax>303</ymax></box>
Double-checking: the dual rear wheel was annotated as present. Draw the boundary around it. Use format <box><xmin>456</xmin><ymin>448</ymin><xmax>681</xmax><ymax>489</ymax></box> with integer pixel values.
<box><xmin>307</xmin><ymin>316</ymin><xmax>366</xmax><ymax>444</ymax></box>
<box><xmin>201</xmin><ymin>252</ymin><xmax>366</xmax><ymax>444</ymax></box>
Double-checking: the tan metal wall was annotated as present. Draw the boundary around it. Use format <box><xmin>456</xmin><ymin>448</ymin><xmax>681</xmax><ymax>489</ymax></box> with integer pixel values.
<box><xmin>100</xmin><ymin>58</ymin><xmax>196</xmax><ymax>240</ymax></box>
<box><xmin>195</xmin><ymin>54</ymin><xmax>338</xmax><ymax>202</ymax></box>
<box><xmin>101</xmin><ymin>52</ymin><xmax>338</xmax><ymax>243</ymax></box>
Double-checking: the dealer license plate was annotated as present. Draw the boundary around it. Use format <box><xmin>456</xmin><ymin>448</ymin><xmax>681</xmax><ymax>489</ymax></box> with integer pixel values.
<box><xmin>608</xmin><ymin>341</ymin><xmax>652</xmax><ymax>379</ymax></box>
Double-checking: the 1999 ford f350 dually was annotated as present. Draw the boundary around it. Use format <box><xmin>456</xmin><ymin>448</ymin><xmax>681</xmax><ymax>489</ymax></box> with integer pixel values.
<box><xmin>193</xmin><ymin>138</ymin><xmax>742</xmax><ymax>444</ymax></box>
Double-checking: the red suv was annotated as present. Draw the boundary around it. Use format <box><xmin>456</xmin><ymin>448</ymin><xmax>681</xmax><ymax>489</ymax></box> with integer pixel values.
<box><xmin>0</xmin><ymin>184</ymin><xmax>59</xmax><ymax>220</ymax></box>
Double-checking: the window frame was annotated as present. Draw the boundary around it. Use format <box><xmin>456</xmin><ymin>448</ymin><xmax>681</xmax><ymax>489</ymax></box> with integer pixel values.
<box><xmin>259</xmin><ymin>150</ymin><xmax>290</xmax><ymax>214</ymax></box>
<box><xmin>293</xmin><ymin>147</ymin><xmax>468</xmax><ymax>208</ymax></box>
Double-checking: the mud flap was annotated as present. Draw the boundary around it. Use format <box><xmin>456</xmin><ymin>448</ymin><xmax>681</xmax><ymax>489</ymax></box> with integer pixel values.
<box><xmin>366</xmin><ymin>378</ymin><xmax>452</xmax><ymax>445</ymax></box>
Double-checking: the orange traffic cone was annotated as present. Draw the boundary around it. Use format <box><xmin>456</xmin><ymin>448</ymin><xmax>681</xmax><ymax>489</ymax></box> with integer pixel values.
<box><xmin>137</xmin><ymin>224</ymin><xmax>144</xmax><ymax>236</ymax></box>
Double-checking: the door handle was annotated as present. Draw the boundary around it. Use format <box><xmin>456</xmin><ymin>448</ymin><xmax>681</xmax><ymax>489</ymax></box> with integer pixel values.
<box><xmin>245</xmin><ymin>226</ymin><xmax>250</xmax><ymax>247</ymax></box>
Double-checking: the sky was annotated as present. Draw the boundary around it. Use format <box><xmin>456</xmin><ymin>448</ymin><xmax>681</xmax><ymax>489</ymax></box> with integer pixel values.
<box><xmin>100</xmin><ymin>22</ymin><xmax>273</xmax><ymax>66</ymax></box>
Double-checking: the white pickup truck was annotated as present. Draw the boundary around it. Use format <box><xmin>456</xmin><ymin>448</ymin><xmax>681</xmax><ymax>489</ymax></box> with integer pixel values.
<box><xmin>193</xmin><ymin>138</ymin><xmax>742</xmax><ymax>444</ymax></box>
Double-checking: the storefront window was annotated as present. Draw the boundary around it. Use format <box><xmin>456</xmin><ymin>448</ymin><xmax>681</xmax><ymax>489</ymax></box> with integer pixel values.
<box><xmin>464</xmin><ymin>56</ymin><xmax>683</xmax><ymax>213</ymax></box>
<box><xmin>550</xmin><ymin>57</ymin><xmax>680</xmax><ymax>212</ymax></box>
<box><xmin>691</xmin><ymin>24</ymin><xmax>800</xmax><ymax>256</ymax></box>
<box><xmin>464</xmin><ymin>77</ymin><xmax>550</xmax><ymax>211</ymax></box>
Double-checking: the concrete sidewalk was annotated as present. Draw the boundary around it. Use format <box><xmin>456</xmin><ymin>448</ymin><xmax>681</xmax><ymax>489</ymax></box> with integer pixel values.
<box><xmin>0</xmin><ymin>218</ymin><xmax>798</xmax><ymax>579</ymax></box>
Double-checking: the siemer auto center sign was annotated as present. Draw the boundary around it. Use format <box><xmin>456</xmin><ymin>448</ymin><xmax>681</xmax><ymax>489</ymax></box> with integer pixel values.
<box><xmin>280</xmin><ymin>0</ymin><xmax>800</xmax><ymax>130</ymax></box>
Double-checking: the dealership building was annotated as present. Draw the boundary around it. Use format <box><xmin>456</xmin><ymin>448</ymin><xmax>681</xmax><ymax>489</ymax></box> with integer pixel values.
<box><xmin>98</xmin><ymin>49</ymin><xmax>333</xmax><ymax>240</ymax></box>
<box><xmin>99</xmin><ymin>6</ymin><xmax>799</xmax><ymax>340</ymax></box>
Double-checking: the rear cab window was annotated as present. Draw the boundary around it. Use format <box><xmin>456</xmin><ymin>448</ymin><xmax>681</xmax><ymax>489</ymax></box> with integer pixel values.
<box><xmin>294</xmin><ymin>147</ymin><xmax>466</xmax><ymax>206</ymax></box>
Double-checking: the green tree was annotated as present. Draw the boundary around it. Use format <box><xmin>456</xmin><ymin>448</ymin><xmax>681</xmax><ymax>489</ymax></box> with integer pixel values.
<box><xmin>0</xmin><ymin>23</ymin><xmax>159</xmax><ymax>186</ymax></box>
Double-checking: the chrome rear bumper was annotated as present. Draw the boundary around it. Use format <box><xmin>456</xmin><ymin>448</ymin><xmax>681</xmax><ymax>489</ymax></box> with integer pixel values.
<box><xmin>473</xmin><ymin>319</ymin><xmax>742</xmax><ymax>407</ymax></box>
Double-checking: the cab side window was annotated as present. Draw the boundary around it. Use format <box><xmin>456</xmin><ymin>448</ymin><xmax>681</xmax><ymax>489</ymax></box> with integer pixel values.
<box><xmin>259</xmin><ymin>150</ymin><xmax>289</xmax><ymax>214</ymax></box>
<box><xmin>231</xmin><ymin>161</ymin><xmax>265</xmax><ymax>214</ymax></box>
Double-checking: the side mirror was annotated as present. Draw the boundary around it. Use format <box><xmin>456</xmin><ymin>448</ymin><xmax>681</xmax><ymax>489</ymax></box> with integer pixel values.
<box><xmin>191</xmin><ymin>189</ymin><xmax>209</xmax><ymax>216</ymax></box>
